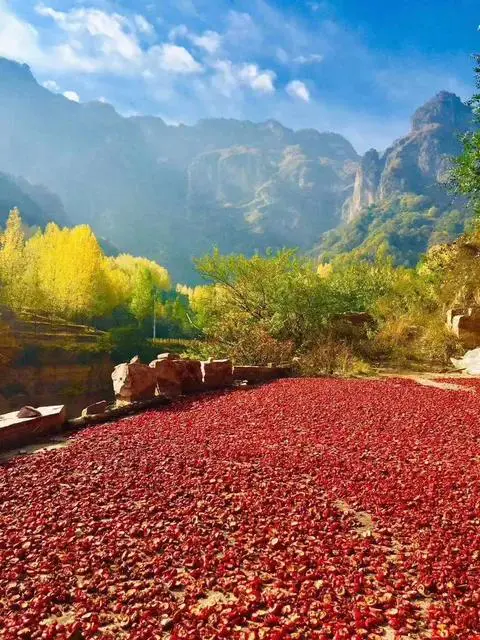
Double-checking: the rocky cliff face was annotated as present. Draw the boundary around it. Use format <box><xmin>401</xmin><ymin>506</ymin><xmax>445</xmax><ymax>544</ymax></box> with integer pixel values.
<box><xmin>346</xmin><ymin>92</ymin><xmax>473</xmax><ymax>221</ymax></box>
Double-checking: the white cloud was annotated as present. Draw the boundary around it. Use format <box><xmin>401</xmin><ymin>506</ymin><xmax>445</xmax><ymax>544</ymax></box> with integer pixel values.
<box><xmin>35</xmin><ymin>4</ymin><xmax>143</xmax><ymax>62</ymax></box>
<box><xmin>63</xmin><ymin>90</ymin><xmax>80</xmax><ymax>102</ymax></box>
<box><xmin>294</xmin><ymin>53</ymin><xmax>324</xmax><ymax>64</ymax></box>
<box><xmin>154</xmin><ymin>43</ymin><xmax>203</xmax><ymax>74</ymax></box>
<box><xmin>189</xmin><ymin>30</ymin><xmax>222</xmax><ymax>54</ymax></box>
<box><xmin>134</xmin><ymin>15</ymin><xmax>154</xmax><ymax>36</ymax></box>
<box><xmin>169</xmin><ymin>24</ymin><xmax>222</xmax><ymax>54</ymax></box>
<box><xmin>168</xmin><ymin>24</ymin><xmax>189</xmax><ymax>41</ymax></box>
<box><xmin>0</xmin><ymin>0</ymin><xmax>43</xmax><ymax>64</ymax></box>
<box><xmin>286</xmin><ymin>80</ymin><xmax>310</xmax><ymax>102</ymax></box>
<box><xmin>239</xmin><ymin>64</ymin><xmax>275</xmax><ymax>93</ymax></box>
<box><xmin>212</xmin><ymin>60</ymin><xmax>275</xmax><ymax>96</ymax></box>
<box><xmin>43</xmin><ymin>79</ymin><xmax>59</xmax><ymax>91</ymax></box>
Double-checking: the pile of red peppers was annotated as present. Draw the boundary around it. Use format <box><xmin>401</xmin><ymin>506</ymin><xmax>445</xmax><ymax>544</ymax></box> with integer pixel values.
<box><xmin>1</xmin><ymin>378</ymin><xmax>479</xmax><ymax>639</ymax></box>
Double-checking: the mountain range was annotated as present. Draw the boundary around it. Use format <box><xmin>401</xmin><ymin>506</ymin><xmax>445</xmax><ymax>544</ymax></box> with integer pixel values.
<box><xmin>0</xmin><ymin>56</ymin><xmax>473</xmax><ymax>280</ymax></box>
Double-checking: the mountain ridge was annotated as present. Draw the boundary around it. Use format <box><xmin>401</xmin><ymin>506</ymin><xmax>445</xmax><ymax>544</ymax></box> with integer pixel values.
<box><xmin>0</xmin><ymin>56</ymin><xmax>473</xmax><ymax>279</ymax></box>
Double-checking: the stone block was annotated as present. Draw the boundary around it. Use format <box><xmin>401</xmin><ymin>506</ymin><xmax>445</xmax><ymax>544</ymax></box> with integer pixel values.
<box><xmin>0</xmin><ymin>405</ymin><xmax>66</xmax><ymax>451</ymax></box>
<box><xmin>149</xmin><ymin>358</ymin><xmax>182</xmax><ymax>397</ymax></box>
<box><xmin>232</xmin><ymin>365</ymin><xmax>289</xmax><ymax>384</ymax></box>
<box><xmin>170</xmin><ymin>359</ymin><xmax>203</xmax><ymax>393</ymax></box>
<box><xmin>202</xmin><ymin>359</ymin><xmax>233</xmax><ymax>390</ymax></box>
<box><xmin>81</xmin><ymin>400</ymin><xmax>108</xmax><ymax>417</ymax></box>
<box><xmin>112</xmin><ymin>362</ymin><xmax>158</xmax><ymax>402</ymax></box>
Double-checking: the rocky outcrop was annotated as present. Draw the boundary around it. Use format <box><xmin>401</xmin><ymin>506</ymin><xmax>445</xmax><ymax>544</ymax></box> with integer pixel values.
<box><xmin>347</xmin><ymin>150</ymin><xmax>383</xmax><ymax>221</ymax></box>
<box><xmin>347</xmin><ymin>92</ymin><xmax>473</xmax><ymax>221</ymax></box>
<box><xmin>446</xmin><ymin>307</ymin><xmax>480</xmax><ymax>347</ymax></box>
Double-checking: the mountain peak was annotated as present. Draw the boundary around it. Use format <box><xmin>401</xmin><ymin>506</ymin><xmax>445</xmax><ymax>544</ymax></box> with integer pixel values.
<box><xmin>0</xmin><ymin>57</ymin><xmax>35</xmax><ymax>84</ymax></box>
<box><xmin>412</xmin><ymin>91</ymin><xmax>472</xmax><ymax>132</ymax></box>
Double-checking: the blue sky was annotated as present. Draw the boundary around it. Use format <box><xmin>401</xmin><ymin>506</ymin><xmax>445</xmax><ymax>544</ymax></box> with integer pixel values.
<box><xmin>0</xmin><ymin>0</ymin><xmax>478</xmax><ymax>152</ymax></box>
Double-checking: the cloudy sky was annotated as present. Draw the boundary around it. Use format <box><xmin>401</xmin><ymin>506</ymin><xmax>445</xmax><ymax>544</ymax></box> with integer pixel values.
<box><xmin>0</xmin><ymin>0</ymin><xmax>478</xmax><ymax>152</ymax></box>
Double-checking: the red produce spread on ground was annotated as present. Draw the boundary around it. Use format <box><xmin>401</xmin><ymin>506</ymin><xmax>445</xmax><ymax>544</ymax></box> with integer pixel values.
<box><xmin>1</xmin><ymin>378</ymin><xmax>479</xmax><ymax>639</ymax></box>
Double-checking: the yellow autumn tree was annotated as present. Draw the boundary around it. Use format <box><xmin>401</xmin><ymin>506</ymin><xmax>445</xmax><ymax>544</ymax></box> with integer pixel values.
<box><xmin>27</xmin><ymin>223</ymin><xmax>124</xmax><ymax>320</ymax></box>
<box><xmin>0</xmin><ymin>208</ymin><xmax>28</xmax><ymax>310</ymax></box>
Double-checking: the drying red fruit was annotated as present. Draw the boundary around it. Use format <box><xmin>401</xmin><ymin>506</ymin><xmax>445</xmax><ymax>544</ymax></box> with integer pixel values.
<box><xmin>0</xmin><ymin>378</ymin><xmax>479</xmax><ymax>638</ymax></box>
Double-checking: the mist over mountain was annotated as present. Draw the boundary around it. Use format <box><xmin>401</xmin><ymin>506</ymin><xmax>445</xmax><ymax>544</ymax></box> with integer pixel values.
<box><xmin>0</xmin><ymin>56</ymin><xmax>473</xmax><ymax>280</ymax></box>
<box><xmin>0</xmin><ymin>171</ymin><xmax>68</xmax><ymax>229</ymax></box>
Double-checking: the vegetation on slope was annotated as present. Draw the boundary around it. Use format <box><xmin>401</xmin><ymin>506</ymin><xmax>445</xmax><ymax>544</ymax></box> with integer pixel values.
<box><xmin>317</xmin><ymin>194</ymin><xmax>470</xmax><ymax>267</ymax></box>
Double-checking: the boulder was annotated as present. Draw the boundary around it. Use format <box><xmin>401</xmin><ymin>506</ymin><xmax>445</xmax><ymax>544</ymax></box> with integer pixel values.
<box><xmin>17</xmin><ymin>405</ymin><xmax>41</xmax><ymax>419</ymax></box>
<box><xmin>451</xmin><ymin>348</ymin><xmax>480</xmax><ymax>375</ymax></box>
<box><xmin>81</xmin><ymin>400</ymin><xmax>108</xmax><ymax>417</ymax></box>
<box><xmin>112</xmin><ymin>362</ymin><xmax>159</xmax><ymax>402</ymax></box>
<box><xmin>202</xmin><ymin>359</ymin><xmax>233</xmax><ymax>390</ymax></box>
<box><xmin>149</xmin><ymin>358</ymin><xmax>182</xmax><ymax>397</ymax></box>
<box><xmin>171</xmin><ymin>359</ymin><xmax>203</xmax><ymax>393</ymax></box>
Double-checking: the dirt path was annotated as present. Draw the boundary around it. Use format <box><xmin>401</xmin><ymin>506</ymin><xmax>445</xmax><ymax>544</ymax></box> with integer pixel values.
<box><xmin>377</xmin><ymin>369</ymin><xmax>477</xmax><ymax>392</ymax></box>
<box><xmin>410</xmin><ymin>376</ymin><xmax>475</xmax><ymax>392</ymax></box>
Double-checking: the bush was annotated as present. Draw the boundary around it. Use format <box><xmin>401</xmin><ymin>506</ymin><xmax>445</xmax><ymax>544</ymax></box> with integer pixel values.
<box><xmin>296</xmin><ymin>340</ymin><xmax>372</xmax><ymax>377</ymax></box>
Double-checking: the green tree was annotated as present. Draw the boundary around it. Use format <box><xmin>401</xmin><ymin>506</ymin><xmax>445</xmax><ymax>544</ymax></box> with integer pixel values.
<box><xmin>129</xmin><ymin>266</ymin><xmax>154</xmax><ymax>325</ymax></box>
<box><xmin>452</xmin><ymin>54</ymin><xmax>480</xmax><ymax>217</ymax></box>
<box><xmin>194</xmin><ymin>248</ymin><xmax>358</xmax><ymax>361</ymax></box>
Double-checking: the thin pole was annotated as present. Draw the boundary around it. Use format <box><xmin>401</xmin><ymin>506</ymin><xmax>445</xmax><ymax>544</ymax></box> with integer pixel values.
<box><xmin>153</xmin><ymin>288</ymin><xmax>156</xmax><ymax>340</ymax></box>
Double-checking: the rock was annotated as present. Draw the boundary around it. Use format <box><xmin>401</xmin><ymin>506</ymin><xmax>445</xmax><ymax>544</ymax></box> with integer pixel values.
<box><xmin>17</xmin><ymin>405</ymin><xmax>41</xmax><ymax>418</ymax></box>
<box><xmin>149</xmin><ymin>358</ymin><xmax>182</xmax><ymax>397</ymax></box>
<box><xmin>202</xmin><ymin>359</ymin><xmax>233</xmax><ymax>390</ymax></box>
<box><xmin>446</xmin><ymin>308</ymin><xmax>465</xmax><ymax>330</ymax></box>
<box><xmin>157</xmin><ymin>353</ymin><xmax>181</xmax><ymax>361</ymax></box>
<box><xmin>347</xmin><ymin>149</ymin><xmax>383</xmax><ymax>221</ymax></box>
<box><xmin>232</xmin><ymin>365</ymin><xmax>290</xmax><ymax>384</ymax></box>
<box><xmin>451</xmin><ymin>348</ymin><xmax>480</xmax><ymax>374</ymax></box>
<box><xmin>112</xmin><ymin>362</ymin><xmax>159</xmax><ymax>402</ymax></box>
<box><xmin>447</xmin><ymin>307</ymin><xmax>480</xmax><ymax>347</ymax></box>
<box><xmin>81</xmin><ymin>400</ymin><xmax>108</xmax><ymax>417</ymax></box>
<box><xmin>0</xmin><ymin>405</ymin><xmax>66</xmax><ymax>451</ymax></box>
<box><xmin>129</xmin><ymin>355</ymin><xmax>140</xmax><ymax>364</ymax></box>
<box><xmin>171</xmin><ymin>359</ymin><xmax>203</xmax><ymax>393</ymax></box>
